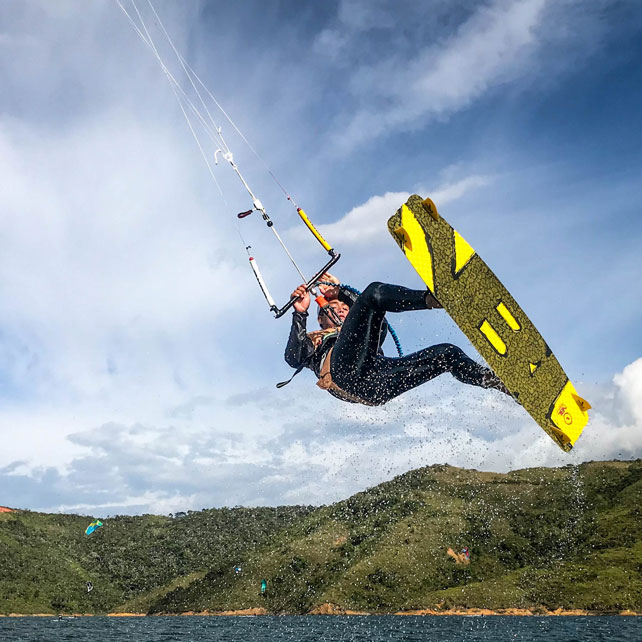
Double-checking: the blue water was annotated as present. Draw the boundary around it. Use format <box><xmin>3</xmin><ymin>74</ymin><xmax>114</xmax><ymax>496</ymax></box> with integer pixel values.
<box><xmin>1</xmin><ymin>615</ymin><xmax>641</xmax><ymax>641</ymax></box>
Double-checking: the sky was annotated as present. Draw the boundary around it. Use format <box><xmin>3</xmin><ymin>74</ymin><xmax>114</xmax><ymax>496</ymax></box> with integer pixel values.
<box><xmin>0</xmin><ymin>0</ymin><xmax>641</xmax><ymax>516</ymax></box>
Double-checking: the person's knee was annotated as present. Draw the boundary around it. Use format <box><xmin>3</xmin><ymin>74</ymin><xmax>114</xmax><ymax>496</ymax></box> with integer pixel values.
<box><xmin>431</xmin><ymin>343</ymin><xmax>472</xmax><ymax>380</ymax></box>
<box><xmin>445</xmin><ymin>346</ymin><xmax>479</xmax><ymax>382</ymax></box>
<box><xmin>361</xmin><ymin>281</ymin><xmax>387</xmax><ymax>308</ymax></box>
<box><xmin>434</xmin><ymin>343</ymin><xmax>465</xmax><ymax>360</ymax></box>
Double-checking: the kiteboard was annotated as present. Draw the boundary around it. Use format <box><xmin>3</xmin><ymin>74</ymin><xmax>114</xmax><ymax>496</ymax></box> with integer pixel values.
<box><xmin>387</xmin><ymin>195</ymin><xmax>590</xmax><ymax>452</ymax></box>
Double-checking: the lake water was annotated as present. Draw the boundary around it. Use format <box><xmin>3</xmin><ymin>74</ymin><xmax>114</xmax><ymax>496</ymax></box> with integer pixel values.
<box><xmin>1</xmin><ymin>615</ymin><xmax>641</xmax><ymax>641</ymax></box>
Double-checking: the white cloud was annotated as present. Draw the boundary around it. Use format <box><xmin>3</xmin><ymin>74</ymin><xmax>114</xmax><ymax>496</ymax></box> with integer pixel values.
<box><xmin>575</xmin><ymin>358</ymin><xmax>642</xmax><ymax>459</ymax></box>
<box><xmin>333</xmin><ymin>0</ymin><xmax>550</xmax><ymax>151</ymax></box>
<box><xmin>431</xmin><ymin>175</ymin><xmax>493</xmax><ymax>205</ymax></box>
<box><xmin>2</xmin><ymin>356</ymin><xmax>641</xmax><ymax>515</ymax></box>
<box><xmin>613</xmin><ymin>358</ymin><xmax>642</xmax><ymax>426</ymax></box>
<box><xmin>309</xmin><ymin>190</ymin><xmax>411</xmax><ymax>246</ymax></box>
<box><xmin>295</xmin><ymin>174</ymin><xmax>492</xmax><ymax>251</ymax></box>
<box><xmin>313</xmin><ymin>29</ymin><xmax>350</xmax><ymax>63</ymax></box>
<box><xmin>313</xmin><ymin>0</ymin><xmax>396</xmax><ymax>60</ymax></box>
<box><xmin>0</xmin><ymin>2</ymin><xmax>266</xmax><ymax>480</ymax></box>
<box><xmin>0</xmin><ymin>117</ymin><xmax>246</xmax><ymax>403</ymax></box>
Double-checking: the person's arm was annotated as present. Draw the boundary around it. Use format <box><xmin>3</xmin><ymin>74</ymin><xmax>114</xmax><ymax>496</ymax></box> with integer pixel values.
<box><xmin>284</xmin><ymin>310</ymin><xmax>315</xmax><ymax>369</ymax></box>
<box><xmin>284</xmin><ymin>284</ymin><xmax>315</xmax><ymax>369</ymax></box>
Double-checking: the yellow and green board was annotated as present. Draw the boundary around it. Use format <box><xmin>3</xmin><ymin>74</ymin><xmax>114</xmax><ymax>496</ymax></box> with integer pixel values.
<box><xmin>387</xmin><ymin>195</ymin><xmax>590</xmax><ymax>451</ymax></box>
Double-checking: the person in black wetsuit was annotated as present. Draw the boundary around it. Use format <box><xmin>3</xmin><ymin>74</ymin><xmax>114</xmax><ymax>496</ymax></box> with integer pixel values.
<box><xmin>284</xmin><ymin>274</ymin><xmax>509</xmax><ymax>405</ymax></box>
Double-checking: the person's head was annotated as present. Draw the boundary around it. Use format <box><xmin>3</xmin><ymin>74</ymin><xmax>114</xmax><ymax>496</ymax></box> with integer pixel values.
<box><xmin>318</xmin><ymin>298</ymin><xmax>350</xmax><ymax>329</ymax></box>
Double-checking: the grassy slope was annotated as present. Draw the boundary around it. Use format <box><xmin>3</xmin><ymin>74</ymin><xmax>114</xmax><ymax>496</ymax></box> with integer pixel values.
<box><xmin>150</xmin><ymin>460</ymin><xmax>642</xmax><ymax>614</ymax></box>
<box><xmin>0</xmin><ymin>506</ymin><xmax>312</xmax><ymax>614</ymax></box>
<box><xmin>2</xmin><ymin>460</ymin><xmax>642</xmax><ymax>614</ymax></box>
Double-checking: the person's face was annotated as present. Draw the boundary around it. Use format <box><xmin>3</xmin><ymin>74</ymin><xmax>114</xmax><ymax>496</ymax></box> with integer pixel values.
<box><xmin>318</xmin><ymin>299</ymin><xmax>350</xmax><ymax>328</ymax></box>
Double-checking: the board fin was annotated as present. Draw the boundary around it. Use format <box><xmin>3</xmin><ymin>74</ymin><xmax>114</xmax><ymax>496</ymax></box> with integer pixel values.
<box><xmin>422</xmin><ymin>197</ymin><xmax>441</xmax><ymax>220</ymax></box>
<box><xmin>393</xmin><ymin>226</ymin><xmax>413</xmax><ymax>251</ymax></box>
<box><xmin>572</xmin><ymin>393</ymin><xmax>591</xmax><ymax>412</ymax></box>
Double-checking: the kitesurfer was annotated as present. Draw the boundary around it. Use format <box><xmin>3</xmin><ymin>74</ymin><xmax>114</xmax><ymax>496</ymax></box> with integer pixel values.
<box><xmin>284</xmin><ymin>275</ymin><xmax>510</xmax><ymax>405</ymax></box>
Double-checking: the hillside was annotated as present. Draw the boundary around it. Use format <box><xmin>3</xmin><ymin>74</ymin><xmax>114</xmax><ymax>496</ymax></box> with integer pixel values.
<box><xmin>0</xmin><ymin>505</ymin><xmax>312</xmax><ymax>614</ymax></box>
<box><xmin>2</xmin><ymin>460</ymin><xmax>642</xmax><ymax>615</ymax></box>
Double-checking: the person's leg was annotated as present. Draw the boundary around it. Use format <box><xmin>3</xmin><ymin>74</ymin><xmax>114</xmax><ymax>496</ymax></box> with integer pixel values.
<box><xmin>362</xmin><ymin>343</ymin><xmax>498</xmax><ymax>404</ymax></box>
<box><xmin>331</xmin><ymin>282</ymin><xmax>508</xmax><ymax>404</ymax></box>
<box><xmin>332</xmin><ymin>282</ymin><xmax>431</xmax><ymax>380</ymax></box>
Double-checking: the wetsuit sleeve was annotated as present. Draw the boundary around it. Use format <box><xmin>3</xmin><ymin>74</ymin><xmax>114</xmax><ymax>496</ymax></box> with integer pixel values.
<box><xmin>284</xmin><ymin>311</ymin><xmax>315</xmax><ymax>369</ymax></box>
<box><xmin>338</xmin><ymin>286</ymin><xmax>358</xmax><ymax>307</ymax></box>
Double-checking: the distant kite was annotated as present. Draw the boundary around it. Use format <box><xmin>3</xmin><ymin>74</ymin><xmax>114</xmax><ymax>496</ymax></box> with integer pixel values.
<box><xmin>85</xmin><ymin>520</ymin><xmax>103</xmax><ymax>536</ymax></box>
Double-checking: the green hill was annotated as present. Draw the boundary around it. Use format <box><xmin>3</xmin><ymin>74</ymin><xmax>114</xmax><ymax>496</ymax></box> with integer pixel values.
<box><xmin>0</xmin><ymin>505</ymin><xmax>312</xmax><ymax>614</ymax></box>
<box><xmin>2</xmin><ymin>460</ymin><xmax>642</xmax><ymax>615</ymax></box>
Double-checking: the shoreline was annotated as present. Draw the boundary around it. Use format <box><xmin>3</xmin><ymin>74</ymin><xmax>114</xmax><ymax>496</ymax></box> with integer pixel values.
<box><xmin>2</xmin><ymin>606</ymin><xmax>641</xmax><ymax>618</ymax></box>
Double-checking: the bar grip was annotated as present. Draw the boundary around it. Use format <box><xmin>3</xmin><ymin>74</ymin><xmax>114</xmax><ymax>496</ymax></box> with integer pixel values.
<box><xmin>274</xmin><ymin>253</ymin><xmax>341</xmax><ymax>318</ymax></box>
<box><xmin>297</xmin><ymin>207</ymin><xmax>333</xmax><ymax>253</ymax></box>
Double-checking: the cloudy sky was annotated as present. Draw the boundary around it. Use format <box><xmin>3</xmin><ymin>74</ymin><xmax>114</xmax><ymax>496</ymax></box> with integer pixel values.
<box><xmin>1</xmin><ymin>0</ymin><xmax>641</xmax><ymax>516</ymax></box>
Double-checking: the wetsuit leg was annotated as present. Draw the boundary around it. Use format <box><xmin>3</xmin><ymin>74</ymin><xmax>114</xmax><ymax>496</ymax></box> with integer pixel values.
<box><xmin>331</xmin><ymin>281</ymin><xmax>430</xmax><ymax>381</ymax></box>
<box><xmin>331</xmin><ymin>282</ymin><xmax>496</xmax><ymax>405</ymax></box>
<box><xmin>365</xmin><ymin>343</ymin><xmax>495</xmax><ymax>404</ymax></box>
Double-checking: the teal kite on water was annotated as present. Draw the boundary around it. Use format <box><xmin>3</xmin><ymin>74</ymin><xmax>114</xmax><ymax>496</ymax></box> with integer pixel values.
<box><xmin>85</xmin><ymin>519</ymin><xmax>103</xmax><ymax>535</ymax></box>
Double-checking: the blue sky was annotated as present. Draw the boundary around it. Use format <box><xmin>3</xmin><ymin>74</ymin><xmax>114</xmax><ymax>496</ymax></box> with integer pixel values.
<box><xmin>1</xmin><ymin>0</ymin><xmax>641</xmax><ymax>516</ymax></box>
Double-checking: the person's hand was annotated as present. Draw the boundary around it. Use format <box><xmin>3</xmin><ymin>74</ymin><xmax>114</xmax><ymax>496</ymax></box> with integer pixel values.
<box><xmin>291</xmin><ymin>284</ymin><xmax>310</xmax><ymax>313</ymax></box>
<box><xmin>318</xmin><ymin>272</ymin><xmax>340</xmax><ymax>300</ymax></box>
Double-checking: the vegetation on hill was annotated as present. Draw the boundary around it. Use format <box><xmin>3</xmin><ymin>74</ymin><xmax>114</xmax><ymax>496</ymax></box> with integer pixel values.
<box><xmin>2</xmin><ymin>460</ymin><xmax>642</xmax><ymax>615</ymax></box>
<box><xmin>0</xmin><ymin>505</ymin><xmax>312</xmax><ymax>614</ymax></box>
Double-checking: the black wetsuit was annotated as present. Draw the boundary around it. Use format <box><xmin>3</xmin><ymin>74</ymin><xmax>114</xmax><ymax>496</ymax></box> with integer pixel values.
<box><xmin>284</xmin><ymin>282</ymin><xmax>500</xmax><ymax>406</ymax></box>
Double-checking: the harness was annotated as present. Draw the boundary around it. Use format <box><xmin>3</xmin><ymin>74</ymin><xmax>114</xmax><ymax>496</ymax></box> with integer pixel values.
<box><xmin>278</xmin><ymin>325</ymin><xmax>375</xmax><ymax>404</ymax></box>
<box><xmin>316</xmin><ymin>345</ymin><xmax>376</xmax><ymax>405</ymax></box>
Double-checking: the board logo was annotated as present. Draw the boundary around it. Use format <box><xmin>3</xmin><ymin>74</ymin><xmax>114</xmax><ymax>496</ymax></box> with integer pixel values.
<box><xmin>558</xmin><ymin>404</ymin><xmax>573</xmax><ymax>425</ymax></box>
